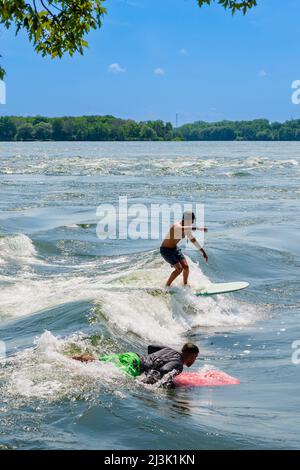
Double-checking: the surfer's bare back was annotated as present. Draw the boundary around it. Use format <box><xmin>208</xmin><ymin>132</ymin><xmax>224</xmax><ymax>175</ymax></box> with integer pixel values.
<box><xmin>160</xmin><ymin>211</ymin><xmax>208</xmax><ymax>287</ymax></box>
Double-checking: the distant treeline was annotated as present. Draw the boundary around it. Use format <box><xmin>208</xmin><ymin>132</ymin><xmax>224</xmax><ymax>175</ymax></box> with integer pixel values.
<box><xmin>1</xmin><ymin>115</ymin><xmax>300</xmax><ymax>141</ymax></box>
<box><xmin>175</xmin><ymin>119</ymin><xmax>300</xmax><ymax>141</ymax></box>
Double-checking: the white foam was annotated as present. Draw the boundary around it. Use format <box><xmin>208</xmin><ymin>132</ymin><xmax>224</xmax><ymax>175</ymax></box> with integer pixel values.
<box><xmin>1</xmin><ymin>144</ymin><xmax>299</xmax><ymax>177</ymax></box>
<box><xmin>98</xmin><ymin>256</ymin><xmax>259</xmax><ymax>337</ymax></box>
<box><xmin>98</xmin><ymin>289</ymin><xmax>184</xmax><ymax>344</ymax></box>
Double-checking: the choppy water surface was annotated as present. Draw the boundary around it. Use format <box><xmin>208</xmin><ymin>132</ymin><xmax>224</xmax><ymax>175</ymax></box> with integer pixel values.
<box><xmin>0</xmin><ymin>141</ymin><xmax>299</xmax><ymax>449</ymax></box>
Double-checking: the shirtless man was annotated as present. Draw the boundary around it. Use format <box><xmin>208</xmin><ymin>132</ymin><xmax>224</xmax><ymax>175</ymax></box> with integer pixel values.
<box><xmin>160</xmin><ymin>211</ymin><xmax>208</xmax><ymax>287</ymax></box>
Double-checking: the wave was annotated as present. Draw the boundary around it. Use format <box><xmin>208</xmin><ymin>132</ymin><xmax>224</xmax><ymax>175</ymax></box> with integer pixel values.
<box><xmin>225</xmin><ymin>171</ymin><xmax>253</xmax><ymax>177</ymax></box>
<box><xmin>0</xmin><ymin>250</ymin><xmax>261</xmax><ymax>339</ymax></box>
<box><xmin>0</xmin><ymin>331</ymin><xmax>128</xmax><ymax>402</ymax></box>
<box><xmin>0</xmin><ymin>234</ymin><xmax>38</xmax><ymax>264</ymax></box>
<box><xmin>0</xmin><ymin>153</ymin><xmax>298</xmax><ymax>177</ymax></box>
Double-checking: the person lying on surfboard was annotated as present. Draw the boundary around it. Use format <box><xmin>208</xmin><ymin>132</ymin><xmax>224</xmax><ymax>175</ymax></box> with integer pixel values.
<box><xmin>160</xmin><ymin>211</ymin><xmax>208</xmax><ymax>287</ymax></box>
<box><xmin>72</xmin><ymin>342</ymin><xmax>199</xmax><ymax>389</ymax></box>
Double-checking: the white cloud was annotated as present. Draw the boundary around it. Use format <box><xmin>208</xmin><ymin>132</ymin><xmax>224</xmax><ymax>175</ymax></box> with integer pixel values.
<box><xmin>154</xmin><ymin>67</ymin><xmax>165</xmax><ymax>76</ymax></box>
<box><xmin>258</xmin><ymin>69</ymin><xmax>267</xmax><ymax>77</ymax></box>
<box><xmin>108</xmin><ymin>63</ymin><xmax>126</xmax><ymax>73</ymax></box>
<box><xmin>179</xmin><ymin>48</ymin><xmax>188</xmax><ymax>55</ymax></box>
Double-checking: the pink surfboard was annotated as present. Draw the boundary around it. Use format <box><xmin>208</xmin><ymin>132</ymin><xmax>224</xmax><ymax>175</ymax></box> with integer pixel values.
<box><xmin>174</xmin><ymin>370</ymin><xmax>240</xmax><ymax>388</ymax></box>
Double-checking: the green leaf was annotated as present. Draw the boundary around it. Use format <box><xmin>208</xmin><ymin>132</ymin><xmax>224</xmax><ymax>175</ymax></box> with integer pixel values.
<box><xmin>0</xmin><ymin>65</ymin><xmax>5</xmax><ymax>80</ymax></box>
<box><xmin>197</xmin><ymin>0</ymin><xmax>257</xmax><ymax>14</ymax></box>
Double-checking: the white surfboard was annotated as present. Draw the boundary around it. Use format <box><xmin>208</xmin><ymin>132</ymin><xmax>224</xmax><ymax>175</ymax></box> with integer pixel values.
<box><xmin>195</xmin><ymin>281</ymin><xmax>249</xmax><ymax>296</ymax></box>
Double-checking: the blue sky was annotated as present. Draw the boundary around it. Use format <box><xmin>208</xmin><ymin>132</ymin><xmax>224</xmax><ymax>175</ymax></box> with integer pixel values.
<box><xmin>0</xmin><ymin>0</ymin><xmax>300</xmax><ymax>124</ymax></box>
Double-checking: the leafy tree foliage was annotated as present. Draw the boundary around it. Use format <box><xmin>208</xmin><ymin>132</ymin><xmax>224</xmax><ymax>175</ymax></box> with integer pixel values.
<box><xmin>0</xmin><ymin>0</ymin><xmax>106</xmax><ymax>79</ymax></box>
<box><xmin>0</xmin><ymin>115</ymin><xmax>174</xmax><ymax>141</ymax></box>
<box><xmin>197</xmin><ymin>1</ymin><xmax>257</xmax><ymax>15</ymax></box>
<box><xmin>174</xmin><ymin>118</ymin><xmax>300</xmax><ymax>141</ymax></box>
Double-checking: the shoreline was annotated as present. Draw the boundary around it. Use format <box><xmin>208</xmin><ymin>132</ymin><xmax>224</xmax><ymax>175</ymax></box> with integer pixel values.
<box><xmin>1</xmin><ymin>116</ymin><xmax>300</xmax><ymax>142</ymax></box>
